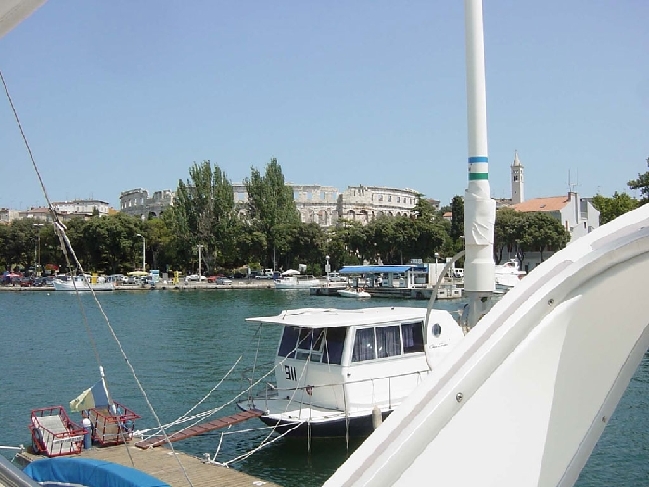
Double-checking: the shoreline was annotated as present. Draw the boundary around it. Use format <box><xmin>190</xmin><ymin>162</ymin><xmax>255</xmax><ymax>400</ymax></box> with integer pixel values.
<box><xmin>0</xmin><ymin>279</ymin><xmax>277</xmax><ymax>292</ymax></box>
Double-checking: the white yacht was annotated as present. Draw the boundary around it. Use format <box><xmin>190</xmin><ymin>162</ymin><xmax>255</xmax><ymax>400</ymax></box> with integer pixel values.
<box><xmin>494</xmin><ymin>258</ymin><xmax>526</xmax><ymax>290</ymax></box>
<box><xmin>237</xmin><ymin>306</ymin><xmax>464</xmax><ymax>437</ymax></box>
<box><xmin>274</xmin><ymin>273</ymin><xmax>322</xmax><ymax>289</ymax></box>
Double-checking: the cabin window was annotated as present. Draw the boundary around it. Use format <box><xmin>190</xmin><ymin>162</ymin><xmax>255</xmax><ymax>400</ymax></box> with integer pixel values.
<box><xmin>352</xmin><ymin>328</ymin><xmax>376</xmax><ymax>362</ymax></box>
<box><xmin>402</xmin><ymin>321</ymin><xmax>425</xmax><ymax>353</ymax></box>
<box><xmin>376</xmin><ymin>325</ymin><xmax>401</xmax><ymax>359</ymax></box>
<box><xmin>296</xmin><ymin>328</ymin><xmax>325</xmax><ymax>361</ymax></box>
<box><xmin>323</xmin><ymin>327</ymin><xmax>347</xmax><ymax>365</ymax></box>
<box><xmin>278</xmin><ymin>326</ymin><xmax>299</xmax><ymax>358</ymax></box>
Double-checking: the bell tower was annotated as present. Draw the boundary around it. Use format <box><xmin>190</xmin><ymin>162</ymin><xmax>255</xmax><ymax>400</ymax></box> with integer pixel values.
<box><xmin>511</xmin><ymin>150</ymin><xmax>524</xmax><ymax>204</ymax></box>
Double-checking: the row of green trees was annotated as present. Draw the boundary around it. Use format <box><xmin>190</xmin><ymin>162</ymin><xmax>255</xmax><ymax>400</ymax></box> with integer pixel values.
<box><xmin>3</xmin><ymin>156</ymin><xmax>647</xmax><ymax>276</ymax></box>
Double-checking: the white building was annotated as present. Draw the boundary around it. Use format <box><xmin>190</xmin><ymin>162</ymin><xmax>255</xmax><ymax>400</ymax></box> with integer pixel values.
<box><xmin>498</xmin><ymin>151</ymin><xmax>600</xmax><ymax>272</ymax></box>
<box><xmin>120</xmin><ymin>183</ymin><xmax>424</xmax><ymax>227</ymax></box>
<box><xmin>52</xmin><ymin>199</ymin><xmax>110</xmax><ymax>217</ymax></box>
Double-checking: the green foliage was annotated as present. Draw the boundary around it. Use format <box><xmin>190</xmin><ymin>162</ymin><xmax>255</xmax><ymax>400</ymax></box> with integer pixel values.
<box><xmin>627</xmin><ymin>157</ymin><xmax>649</xmax><ymax>204</ymax></box>
<box><xmin>494</xmin><ymin>208</ymin><xmax>570</xmax><ymax>264</ymax></box>
<box><xmin>449</xmin><ymin>195</ymin><xmax>464</xmax><ymax>242</ymax></box>
<box><xmin>172</xmin><ymin>160</ymin><xmax>238</xmax><ymax>272</ymax></box>
<box><xmin>244</xmin><ymin>158</ymin><xmax>300</xmax><ymax>268</ymax></box>
<box><xmin>591</xmin><ymin>192</ymin><xmax>639</xmax><ymax>225</ymax></box>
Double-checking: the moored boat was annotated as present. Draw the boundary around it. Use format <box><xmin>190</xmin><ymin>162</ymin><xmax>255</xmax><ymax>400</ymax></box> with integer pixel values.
<box><xmin>53</xmin><ymin>275</ymin><xmax>114</xmax><ymax>292</ymax></box>
<box><xmin>337</xmin><ymin>288</ymin><xmax>371</xmax><ymax>298</ymax></box>
<box><xmin>494</xmin><ymin>258</ymin><xmax>526</xmax><ymax>290</ymax></box>
<box><xmin>237</xmin><ymin>306</ymin><xmax>464</xmax><ymax>437</ymax></box>
<box><xmin>274</xmin><ymin>273</ymin><xmax>322</xmax><ymax>289</ymax></box>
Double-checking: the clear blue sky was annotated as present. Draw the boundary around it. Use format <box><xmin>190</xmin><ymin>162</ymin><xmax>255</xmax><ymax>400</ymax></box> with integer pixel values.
<box><xmin>1</xmin><ymin>1</ymin><xmax>647</xmax><ymax>210</ymax></box>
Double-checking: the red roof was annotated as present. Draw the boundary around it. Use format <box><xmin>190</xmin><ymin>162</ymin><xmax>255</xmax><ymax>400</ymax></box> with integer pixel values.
<box><xmin>511</xmin><ymin>196</ymin><xmax>570</xmax><ymax>213</ymax></box>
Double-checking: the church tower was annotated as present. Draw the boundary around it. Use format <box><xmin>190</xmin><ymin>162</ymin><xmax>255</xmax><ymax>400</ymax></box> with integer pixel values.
<box><xmin>511</xmin><ymin>150</ymin><xmax>524</xmax><ymax>204</ymax></box>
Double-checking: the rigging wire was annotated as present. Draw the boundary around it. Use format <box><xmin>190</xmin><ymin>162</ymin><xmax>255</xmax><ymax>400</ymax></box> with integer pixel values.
<box><xmin>1</xmin><ymin>70</ymin><xmax>194</xmax><ymax>487</ymax></box>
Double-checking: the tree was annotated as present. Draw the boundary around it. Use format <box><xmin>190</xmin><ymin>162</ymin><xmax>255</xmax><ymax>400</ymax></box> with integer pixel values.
<box><xmin>173</xmin><ymin>160</ymin><xmax>238</xmax><ymax>272</ymax></box>
<box><xmin>591</xmin><ymin>192</ymin><xmax>639</xmax><ymax>225</ymax></box>
<box><xmin>449</xmin><ymin>196</ymin><xmax>464</xmax><ymax>242</ymax></box>
<box><xmin>244</xmin><ymin>158</ymin><xmax>300</xmax><ymax>268</ymax></box>
<box><xmin>413</xmin><ymin>196</ymin><xmax>438</xmax><ymax>222</ymax></box>
<box><xmin>518</xmin><ymin>212</ymin><xmax>570</xmax><ymax>262</ymax></box>
<box><xmin>494</xmin><ymin>207</ymin><xmax>525</xmax><ymax>264</ymax></box>
<box><xmin>0</xmin><ymin>219</ymin><xmax>39</xmax><ymax>271</ymax></box>
<box><xmin>627</xmin><ymin>156</ymin><xmax>649</xmax><ymax>205</ymax></box>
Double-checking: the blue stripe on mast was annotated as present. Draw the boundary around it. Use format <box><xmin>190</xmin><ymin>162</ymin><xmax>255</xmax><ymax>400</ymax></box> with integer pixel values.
<box><xmin>468</xmin><ymin>156</ymin><xmax>488</xmax><ymax>163</ymax></box>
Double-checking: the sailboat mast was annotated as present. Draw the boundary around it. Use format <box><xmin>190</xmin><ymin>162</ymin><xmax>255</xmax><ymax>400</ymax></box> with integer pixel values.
<box><xmin>463</xmin><ymin>0</ymin><xmax>495</xmax><ymax>327</ymax></box>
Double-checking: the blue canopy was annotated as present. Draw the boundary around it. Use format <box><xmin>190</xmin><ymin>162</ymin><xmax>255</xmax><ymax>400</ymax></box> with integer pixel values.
<box><xmin>24</xmin><ymin>458</ymin><xmax>170</xmax><ymax>487</ymax></box>
<box><xmin>338</xmin><ymin>265</ymin><xmax>416</xmax><ymax>274</ymax></box>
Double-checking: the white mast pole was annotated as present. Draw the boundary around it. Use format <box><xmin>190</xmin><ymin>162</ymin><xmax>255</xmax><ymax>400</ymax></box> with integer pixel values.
<box><xmin>463</xmin><ymin>0</ymin><xmax>495</xmax><ymax>328</ymax></box>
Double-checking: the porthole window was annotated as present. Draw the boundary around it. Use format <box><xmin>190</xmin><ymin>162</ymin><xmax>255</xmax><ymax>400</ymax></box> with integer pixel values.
<box><xmin>432</xmin><ymin>323</ymin><xmax>442</xmax><ymax>337</ymax></box>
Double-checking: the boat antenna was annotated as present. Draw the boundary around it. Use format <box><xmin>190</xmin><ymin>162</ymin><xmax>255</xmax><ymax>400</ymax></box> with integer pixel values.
<box><xmin>462</xmin><ymin>0</ymin><xmax>496</xmax><ymax>328</ymax></box>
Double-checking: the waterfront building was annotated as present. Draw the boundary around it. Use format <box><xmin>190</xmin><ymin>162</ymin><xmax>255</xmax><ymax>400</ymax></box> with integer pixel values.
<box><xmin>0</xmin><ymin>208</ymin><xmax>19</xmax><ymax>224</ymax></box>
<box><xmin>51</xmin><ymin>199</ymin><xmax>110</xmax><ymax>217</ymax></box>
<box><xmin>11</xmin><ymin>199</ymin><xmax>111</xmax><ymax>223</ymax></box>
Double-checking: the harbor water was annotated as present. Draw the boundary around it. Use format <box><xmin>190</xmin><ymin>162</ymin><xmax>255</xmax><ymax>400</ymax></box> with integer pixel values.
<box><xmin>1</xmin><ymin>289</ymin><xmax>648</xmax><ymax>486</ymax></box>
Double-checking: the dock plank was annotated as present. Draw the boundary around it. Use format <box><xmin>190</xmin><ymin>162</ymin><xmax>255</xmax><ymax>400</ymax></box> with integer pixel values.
<box><xmin>16</xmin><ymin>443</ymin><xmax>281</xmax><ymax>487</ymax></box>
<box><xmin>135</xmin><ymin>410</ymin><xmax>263</xmax><ymax>449</ymax></box>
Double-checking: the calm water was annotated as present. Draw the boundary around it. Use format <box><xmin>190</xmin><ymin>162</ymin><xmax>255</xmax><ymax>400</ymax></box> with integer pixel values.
<box><xmin>1</xmin><ymin>289</ymin><xmax>648</xmax><ymax>486</ymax></box>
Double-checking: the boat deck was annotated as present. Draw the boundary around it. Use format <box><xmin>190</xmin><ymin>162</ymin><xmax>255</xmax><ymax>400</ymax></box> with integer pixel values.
<box><xmin>15</xmin><ymin>444</ymin><xmax>282</xmax><ymax>487</ymax></box>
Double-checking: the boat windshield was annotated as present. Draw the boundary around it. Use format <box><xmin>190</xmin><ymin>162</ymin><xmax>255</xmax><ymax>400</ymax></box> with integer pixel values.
<box><xmin>277</xmin><ymin>326</ymin><xmax>347</xmax><ymax>365</ymax></box>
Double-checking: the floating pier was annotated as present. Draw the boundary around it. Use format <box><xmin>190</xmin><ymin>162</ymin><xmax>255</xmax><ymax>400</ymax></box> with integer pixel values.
<box><xmin>15</xmin><ymin>441</ymin><xmax>280</xmax><ymax>487</ymax></box>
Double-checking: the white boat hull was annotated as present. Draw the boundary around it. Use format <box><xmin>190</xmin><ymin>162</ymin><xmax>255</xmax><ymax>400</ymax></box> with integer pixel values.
<box><xmin>53</xmin><ymin>279</ymin><xmax>114</xmax><ymax>292</ymax></box>
<box><xmin>337</xmin><ymin>289</ymin><xmax>371</xmax><ymax>298</ymax></box>
<box><xmin>274</xmin><ymin>280</ymin><xmax>322</xmax><ymax>289</ymax></box>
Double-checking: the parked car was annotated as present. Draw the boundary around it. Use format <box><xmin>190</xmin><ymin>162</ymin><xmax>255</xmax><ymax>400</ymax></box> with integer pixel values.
<box><xmin>186</xmin><ymin>274</ymin><xmax>207</xmax><ymax>282</ymax></box>
<box><xmin>327</xmin><ymin>272</ymin><xmax>347</xmax><ymax>282</ymax></box>
<box><xmin>32</xmin><ymin>277</ymin><xmax>48</xmax><ymax>287</ymax></box>
<box><xmin>19</xmin><ymin>277</ymin><xmax>33</xmax><ymax>287</ymax></box>
<box><xmin>216</xmin><ymin>277</ymin><xmax>233</xmax><ymax>285</ymax></box>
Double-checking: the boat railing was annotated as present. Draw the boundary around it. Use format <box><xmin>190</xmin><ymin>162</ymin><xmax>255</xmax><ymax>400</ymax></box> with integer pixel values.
<box><xmin>250</xmin><ymin>369</ymin><xmax>428</xmax><ymax>413</ymax></box>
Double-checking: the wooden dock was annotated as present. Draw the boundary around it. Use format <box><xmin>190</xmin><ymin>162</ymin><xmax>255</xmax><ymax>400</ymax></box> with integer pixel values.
<box><xmin>15</xmin><ymin>443</ymin><xmax>281</xmax><ymax>487</ymax></box>
<box><xmin>135</xmin><ymin>410</ymin><xmax>263</xmax><ymax>449</ymax></box>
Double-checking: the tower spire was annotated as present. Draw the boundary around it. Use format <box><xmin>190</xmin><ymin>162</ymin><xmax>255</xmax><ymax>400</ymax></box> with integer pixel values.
<box><xmin>511</xmin><ymin>150</ymin><xmax>524</xmax><ymax>204</ymax></box>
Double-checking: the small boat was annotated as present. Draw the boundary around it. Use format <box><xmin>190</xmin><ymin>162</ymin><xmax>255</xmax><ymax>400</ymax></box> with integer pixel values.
<box><xmin>237</xmin><ymin>306</ymin><xmax>464</xmax><ymax>437</ymax></box>
<box><xmin>52</xmin><ymin>275</ymin><xmax>115</xmax><ymax>292</ymax></box>
<box><xmin>274</xmin><ymin>272</ymin><xmax>322</xmax><ymax>289</ymax></box>
<box><xmin>494</xmin><ymin>258</ymin><xmax>526</xmax><ymax>290</ymax></box>
<box><xmin>337</xmin><ymin>287</ymin><xmax>371</xmax><ymax>298</ymax></box>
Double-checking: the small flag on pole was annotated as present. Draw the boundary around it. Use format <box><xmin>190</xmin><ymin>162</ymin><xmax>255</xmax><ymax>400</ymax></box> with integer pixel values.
<box><xmin>69</xmin><ymin>380</ymin><xmax>109</xmax><ymax>412</ymax></box>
